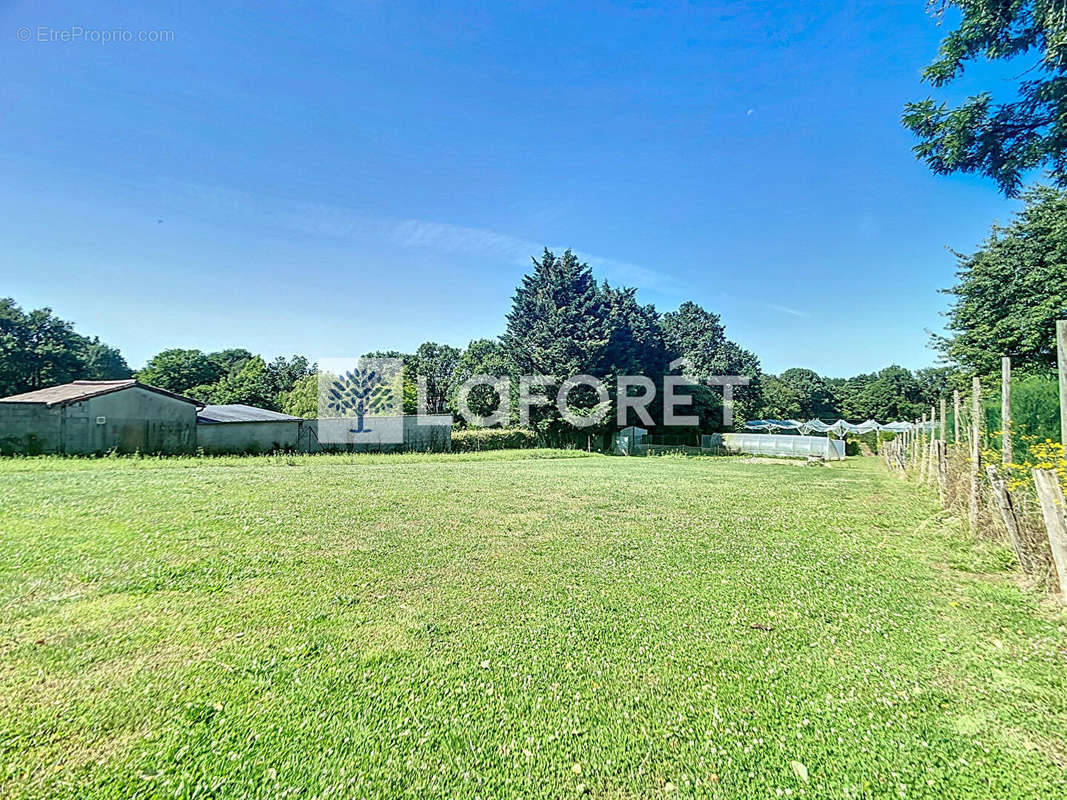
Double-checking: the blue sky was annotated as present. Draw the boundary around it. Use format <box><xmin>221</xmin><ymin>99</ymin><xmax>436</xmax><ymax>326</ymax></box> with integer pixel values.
<box><xmin>0</xmin><ymin>1</ymin><xmax>1024</xmax><ymax>376</ymax></box>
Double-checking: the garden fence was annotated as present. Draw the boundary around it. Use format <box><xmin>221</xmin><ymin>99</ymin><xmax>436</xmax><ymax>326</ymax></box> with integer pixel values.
<box><xmin>881</xmin><ymin>334</ymin><xmax>1067</xmax><ymax>606</ymax></box>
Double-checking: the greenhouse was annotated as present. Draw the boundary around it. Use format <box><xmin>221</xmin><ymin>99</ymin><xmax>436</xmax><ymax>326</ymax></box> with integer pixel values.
<box><xmin>706</xmin><ymin>432</ymin><xmax>847</xmax><ymax>460</ymax></box>
<box><xmin>743</xmin><ymin>418</ymin><xmax>915</xmax><ymax>434</ymax></box>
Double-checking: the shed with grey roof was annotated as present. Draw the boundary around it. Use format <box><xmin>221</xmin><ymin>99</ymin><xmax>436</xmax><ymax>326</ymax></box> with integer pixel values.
<box><xmin>0</xmin><ymin>380</ymin><xmax>200</xmax><ymax>454</ymax></box>
<box><xmin>196</xmin><ymin>404</ymin><xmax>304</xmax><ymax>453</ymax></box>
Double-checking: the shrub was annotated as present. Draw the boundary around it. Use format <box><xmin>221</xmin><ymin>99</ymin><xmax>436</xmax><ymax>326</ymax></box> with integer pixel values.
<box><xmin>982</xmin><ymin>372</ymin><xmax>1060</xmax><ymax>455</ymax></box>
<box><xmin>450</xmin><ymin>428</ymin><xmax>538</xmax><ymax>452</ymax></box>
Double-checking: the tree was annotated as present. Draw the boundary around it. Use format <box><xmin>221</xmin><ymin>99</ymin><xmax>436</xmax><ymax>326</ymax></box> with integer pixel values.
<box><xmin>903</xmin><ymin>1</ymin><xmax>1067</xmax><ymax>195</ymax></box>
<box><xmin>411</xmin><ymin>342</ymin><xmax>461</xmax><ymax>414</ymax></box>
<box><xmin>597</xmin><ymin>284</ymin><xmax>671</xmax><ymax>429</ymax></box>
<box><xmin>190</xmin><ymin>356</ymin><xmax>278</xmax><ymax>409</ymax></box>
<box><xmin>449</xmin><ymin>338</ymin><xmax>512</xmax><ymax>422</ymax></box>
<box><xmin>363</xmin><ymin>350</ymin><xmax>417</xmax><ymax>414</ymax></box>
<box><xmin>140</xmin><ymin>349</ymin><xmax>315</xmax><ymax>409</ymax></box>
<box><xmin>851</xmin><ymin>366</ymin><xmax>925</xmax><ymax>421</ymax></box>
<box><xmin>80</xmin><ymin>338</ymin><xmax>132</xmax><ymax>381</ymax></box>
<box><xmin>209</xmin><ymin>348</ymin><xmax>254</xmax><ymax>377</ymax></box>
<box><xmin>936</xmin><ymin>186</ymin><xmax>1067</xmax><ymax>376</ymax></box>
<box><xmin>777</xmin><ymin>368</ymin><xmax>838</xmax><ymax>420</ymax></box>
<box><xmin>831</xmin><ymin>373</ymin><xmax>874</xmax><ymax>420</ymax></box>
<box><xmin>766</xmin><ymin>366</ymin><xmax>930</xmax><ymax>423</ymax></box>
<box><xmin>661</xmin><ymin>301</ymin><xmax>761</xmax><ymax>428</ymax></box>
<box><xmin>502</xmin><ymin>249</ymin><xmax>609</xmax><ymax>440</ymax></box>
<box><xmin>758</xmin><ymin>375</ymin><xmax>802</xmax><ymax>419</ymax></box>
<box><xmin>600</xmin><ymin>285</ymin><xmax>669</xmax><ymax>377</ymax></box>
<box><xmin>0</xmin><ymin>298</ymin><xmax>130</xmax><ymax>396</ymax></box>
<box><xmin>265</xmin><ymin>355</ymin><xmax>315</xmax><ymax>397</ymax></box>
<box><xmin>914</xmin><ymin>365</ymin><xmax>959</xmax><ymax>406</ymax></box>
<box><xmin>279</xmin><ymin>374</ymin><xmax>318</xmax><ymax>419</ymax></box>
<box><xmin>137</xmin><ymin>349</ymin><xmax>223</xmax><ymax>394</ymax></box>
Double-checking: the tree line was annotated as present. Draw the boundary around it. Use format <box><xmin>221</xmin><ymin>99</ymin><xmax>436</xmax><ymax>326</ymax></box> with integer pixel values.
<box><xmin>0</xmin><ymin>298</ymin><xmax>131</xmax><ymax>393</ymax></box>
<box><xmin>0</xmin><ymin>243</ymin><xmax>987</xmax><ymax>438</ymax></box>
<box><xmin>3</xmin><ymin>186</ymin><xmax>1063</xmax><ymax>433</ymax></box>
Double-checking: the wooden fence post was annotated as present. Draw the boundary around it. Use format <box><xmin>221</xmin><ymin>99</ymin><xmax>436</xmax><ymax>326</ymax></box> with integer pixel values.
<box><xmin>986</xmin><ymin>465</ymin><xmax>1030</xmax><ymax>573</ymax></box>
<box><xmin>928</xmin><ymin>405</ymin><xmax>938</xmax><ymax>485</ymax></box>
<box><xmin>969</xmin><ymin>377</ymin><xmax>981</xmax><ymax>535</ymax></box>
<box><xmin>940</xmin><ymin>397</ymin><xmax>947</xmax><ymax>446</ymax></box>
<box><xmin>937</xmin><ymin>440</ymin><xmax>947</xmax><ymax>504</ymax></box>
<box><xmin>920</xmin><ymin>412</ymin><xmax>928</xmax><ymax>482</ymax></box>
<box><xmin>1059</xmin><ymin>320</ymin><xmax>1067</xmax><ymax>449</ymax></box>
<box><xmin>953</xmin><ymin>389</ymin><xmax>960</xmax><ymax>444</ymax></box>
<box><xmin>1002</xmin><ymin>356</ymin><xmax>1013</xmax><ymax>465</ymax></box>
<box><xmin>1033</xmin><ymin>469</ymin><xmax>1067</xmax><ymax>604</ymax></box>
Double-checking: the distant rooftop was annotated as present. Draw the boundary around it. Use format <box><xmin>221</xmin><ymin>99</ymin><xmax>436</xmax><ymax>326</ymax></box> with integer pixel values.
<box><xmin>0</xmin><ymin>380</ymin><xmax>201</xmax><ymax>407</ymax></box>
<box><xmin>197</xmin><ymin>404</ymin><xmax>303</xmax><ymax>424</ymax></box>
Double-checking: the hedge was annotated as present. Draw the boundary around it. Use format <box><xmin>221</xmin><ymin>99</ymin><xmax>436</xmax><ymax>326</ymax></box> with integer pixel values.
<box><xmin>450</xmin><ymin>428</ymin><xmax>538</xmax><ymax>452</ymax></box>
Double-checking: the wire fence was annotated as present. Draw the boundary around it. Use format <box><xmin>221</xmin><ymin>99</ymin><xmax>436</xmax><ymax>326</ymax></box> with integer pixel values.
<box><xmin>881</xmin><ymin>353</ymin><xmax>1067</xmax><ymax>605</ymax></box>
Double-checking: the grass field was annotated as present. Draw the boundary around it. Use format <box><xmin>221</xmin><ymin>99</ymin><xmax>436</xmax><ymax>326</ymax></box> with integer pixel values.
<box><xmin>1</xmin><ymin>451</ymin><xmax>1065</xmax><ymax>799</ymax></box>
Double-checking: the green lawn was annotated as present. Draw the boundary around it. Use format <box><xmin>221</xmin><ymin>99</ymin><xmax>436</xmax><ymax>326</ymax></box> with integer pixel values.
<box><xmin>0</xmin><ymin>452</ymin><xmax>1064</xmax><ymax>799</ymax></box>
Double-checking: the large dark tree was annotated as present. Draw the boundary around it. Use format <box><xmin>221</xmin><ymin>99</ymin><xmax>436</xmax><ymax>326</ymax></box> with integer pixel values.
<box><xmin>850</xmin><ymin>366</ymin><xmax>927</xmax><ymax>421</ymax></box>
<box><xmin>903</xmin><ymin>0</ymin><xmax>1067</xmax><ymax>195</ymax></box>
<box><xmin>600</xmin><ymin>285</ymin><xmax>669</xmax><ymax>378</ymax></box>
<box><xmin>504</xmin><ymin>249</ymin><xmax>607</xmax><ymax>376</ymax></box>
<box><xmin>660</xmin><ymin>301</ymin><xmax>761</xmax><ymax>427</ymax></box>
<box><xmin>831</xmin><ymin>373</ymin><xmax>874</xmax><ymax>420</ymax></box>
<box><xmin>209</xmin><ymin>348</ymin><xmax>254</xmax><ymax>377</ymax></box>
<box><xmin>936</xmin><ymin>186</ymin><xmax>1067</xmax><ymax>375</ymax></box>
<box><xmin>81</xmin><ymin>338</ymin><xmax>132</xmax><ymax>381</ymax></box>
<box><xmin>758</xmin><ymin>375</ymin><xmax>803</xmax><ymax>420</ymax></box>
<box><xmin>265</xmin><ymin>355</ymin><xmax>315</xmax><ymax>397</ymax></box>
<box><xmin>502</xmin><ymin>249</ymin><xmax>609</xmax><ymax>439</ymax></box>
<box><xmin>0</xmin><ymin>298</ymin><xmax>130</xmax><ymax>396</ymax></box>
<box><xmin>599</xmin><ymin>284</ymin><xmax>671</xmax><ymax>428</ymax></box>
<box><xmin>777</xmin><ymin>368</ymin><xmax>838</xmax><ymax>420</ymax></box>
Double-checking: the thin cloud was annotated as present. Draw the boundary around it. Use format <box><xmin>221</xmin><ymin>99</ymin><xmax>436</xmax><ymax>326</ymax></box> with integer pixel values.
<box><xmin>767</xmin><ymin>303</ymin><xmax>811</xmax><ymax>319</ymax></box>
<box><xmin>164</xmin><ymin>179</ymin><xmax>683</xmax><ymax>293</ymax></box>
<box><xmin>299</xmin><ymin>210</ymin><xmax>683</xmax><ymax>292</ymax></box>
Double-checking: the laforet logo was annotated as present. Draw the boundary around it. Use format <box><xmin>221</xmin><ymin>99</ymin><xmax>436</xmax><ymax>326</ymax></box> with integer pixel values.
<box><xmin>325</xmin><ymin>367</ymin><xmax>397</xmax><ymax>433</ymax></box>
<box><xmin>317</xmin><ymin>358</ymin><xmax>404</xmax><ymax>444</ymax></box>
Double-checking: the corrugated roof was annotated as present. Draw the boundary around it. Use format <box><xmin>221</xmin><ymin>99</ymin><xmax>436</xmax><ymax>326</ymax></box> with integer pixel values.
<box><xmin>197</xmin><ymin>404</ymin><xmax>303</xmax><ymax>424</ymax></box>
<box><xmin>0</xmin><ymin>380</ymin><xmax>202</xmax><ymax>408</ymax></box>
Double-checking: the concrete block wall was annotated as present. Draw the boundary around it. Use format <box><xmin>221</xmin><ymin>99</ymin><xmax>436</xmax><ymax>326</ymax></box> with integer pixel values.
<box><xmin>303</xmin><ymin>415</ymin><xmax>452</xmax><ymax>452</ymax></box>
<box><xmin>196</xmin><ymin>421</ymin><xmax>301</xmax><ymax>454</ymax></box>
<box><xmin>0</xmin><ymin>404</ymin><xmax>63</xmax><ymax>454</ymax></box>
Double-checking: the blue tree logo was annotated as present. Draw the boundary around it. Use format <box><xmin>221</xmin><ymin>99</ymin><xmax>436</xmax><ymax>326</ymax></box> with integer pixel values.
<box><xmin>324</xmin><ymin>365</ymin><xmax>397</xmax><ymax>433</ymax></box>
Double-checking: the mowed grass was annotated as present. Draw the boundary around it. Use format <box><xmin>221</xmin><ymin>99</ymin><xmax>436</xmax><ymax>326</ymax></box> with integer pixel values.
<box><xmin>0</xmin><ymin>452</ymin><xmax>1064</xmax><ymax>799</ymax></box>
